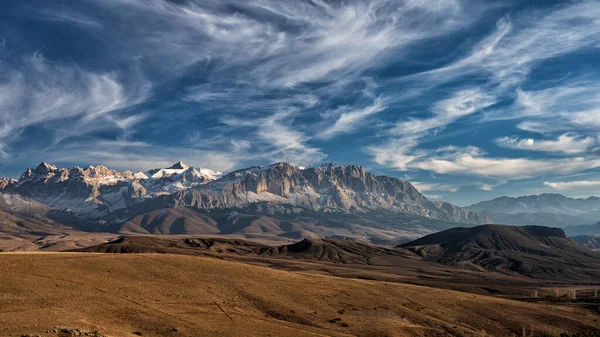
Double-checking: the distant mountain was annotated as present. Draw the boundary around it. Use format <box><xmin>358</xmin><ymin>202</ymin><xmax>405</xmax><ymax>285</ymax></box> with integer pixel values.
<box><xmin>564</xmin><ymin>222</ymin><xmax>600</xmax><ymax>237</ymax></box>
<box><xmin>468</xmin><ymin>193</ymin><xmax>600</xmax><ymax>216</ymax></box>
<box><xmin>0</xmin><ymin>162</ymin><xmax>221</xmax><ymax>223</ymax></box>
<box><xmin>400</xmin><ymin>224</ymin><xmax>600</xmax><ymax>280</ymax></box>
<box><xmin>490</xmin><ymin>211</ymin><xmax>590</xmax><ymax>227</ymax></box>
<box><xmin>466</xmin><ymin>193</ymin><xmax>600</xmax><ymax>227</ymax></box>
<box><xmin>570</xmin><ymin>235</ymin><xmax>600</xmax><ymax>251</ymax></box>
<box><xmin>0</xmin><ymin>192</ymin><xmax>116</xmax><ymax>251</ymax></box>
<box><xmin>0</xmin><ymin>192</ymin><xmax>70</xmax><ymax>237</ymax></box>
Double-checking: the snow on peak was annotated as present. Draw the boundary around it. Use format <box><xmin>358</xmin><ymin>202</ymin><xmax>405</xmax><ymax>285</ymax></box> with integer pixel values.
<box><xmin>168</xmin><ymin>161</ymin><xmax>189</xmax><ymax>170</ymax></box>
<box><xmin>36</xmin><ymin>162</ymin><xmax>57</xmax><ymax>172</ymax></box>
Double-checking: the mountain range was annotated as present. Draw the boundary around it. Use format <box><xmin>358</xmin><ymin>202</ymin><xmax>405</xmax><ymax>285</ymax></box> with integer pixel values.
<box><xmin>1</xmin><ymin>161</ymin><xmax>599</xmax><ymax>246</ymax></box>
<box><xmin>468</xmin><ymin>194</ymin><xmax>600</xmax><ymax>227</ymax></box>
<box><xmin>0</xmin><ymin>162</ymin><xmax>490</xmax><ymax>244</ymax></box>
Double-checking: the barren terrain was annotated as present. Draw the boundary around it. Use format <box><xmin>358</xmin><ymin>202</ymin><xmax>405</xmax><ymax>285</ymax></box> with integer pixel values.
<box><xmin>1</xmin><ymin>253</ymin><xmax>600</xmax><ymax>337</ymax></box>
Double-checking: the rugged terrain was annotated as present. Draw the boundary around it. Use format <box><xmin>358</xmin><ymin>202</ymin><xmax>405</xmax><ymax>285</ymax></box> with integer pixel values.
<box><xmin>0</xmin><ymin>162</ymin><xmax>221</xmax><ymax>223</ymax></box>
<box><xmin>0</xmin><ymin>162</ymin><xmax>489</xmax><ymax>244</ymax></box>
<box><xmin>571</xmin><ymin>235</ymin><xmax>600</xmax><ymax>251</ymax></box>
<box><xmin>0</xmin><ymin>193</ymin><xmax>116</xmax><ymax>251</ymax></box>
<box><xmin>76</xmin><ymin>225</ymin><xmax>600</xmax><ymax>294</ymax></box>
<box><xmin>400</xmin><ymin>224</ymin><xmax>600</xmax><ymax>281</ymax></box>
<box><xmin>2</xmin><ymin>253</ymin><xmax>600</xmax><ymax>337</ymax></box>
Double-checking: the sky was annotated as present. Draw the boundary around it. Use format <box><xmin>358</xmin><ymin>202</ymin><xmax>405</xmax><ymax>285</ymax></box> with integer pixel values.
<box><xmin>1</xmin><ymin>0</ymin><xmax>600</xmax><ymax>206</ymax></box>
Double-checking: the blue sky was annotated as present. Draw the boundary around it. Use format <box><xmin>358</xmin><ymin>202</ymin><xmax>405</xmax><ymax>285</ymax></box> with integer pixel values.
<box><xmin>1</xmin><ymin>0</ymin><xmax>600</xmax><ymax>205</ymax></box>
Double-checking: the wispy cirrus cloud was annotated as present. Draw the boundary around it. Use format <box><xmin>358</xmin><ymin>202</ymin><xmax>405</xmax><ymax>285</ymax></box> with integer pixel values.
<box><xmin>318</xmin><ymin>97</ymin><xmax>386</xmax><ymax>140</ymax></box>
<box><xmin>0</xmin><ymin>54</ymin><xmax>149</xmax><ymax>154</ymax></box>
<box><xmin>368</xmin><ymin>89</ymin><xmax>496</xmax><ymax>170</ymax></box>
<box><xmin>406</xmin><ymin>1</ymin><xmax>600</xmax><ymax>88</ymax></box>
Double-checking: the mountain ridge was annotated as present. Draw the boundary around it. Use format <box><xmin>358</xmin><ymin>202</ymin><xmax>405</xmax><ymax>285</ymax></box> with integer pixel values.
<box><xmin>399</xmin><ymin>224</ymin><xmax>600</xmax><ymax>280</ymax></box>
<box><xmin>1</xmin><ymin>162</ymin><xmax>489</xmax><ymax>232</ymax></box>
<box><xmin>468</xmin><ymin>193</ymin><xmax>600</xmax><ymax>216</ymax></box>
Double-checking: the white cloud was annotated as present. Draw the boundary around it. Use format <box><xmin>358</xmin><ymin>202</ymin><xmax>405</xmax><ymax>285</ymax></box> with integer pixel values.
<box><xmin>318</xmin><ymin>97</ymin><xmax>386</xmax><ymax>139</ymax></box>
<box><xmin>0</xmin><ymin>143</ymin><xmax>8</xmax><ymax>160</ymax></box>
<box><xmin>257</xmin><ymin>112</ymin><xmax>326</xmax><ymax>165</ymax></box>
<box><xmin>390</xmin><ymin>89</ymin><xmax>496</xmax><ymax>136</ymax></box>
<box><xmin>222</xmin><ymin>111</ymin><xmax>326</xmax><ymax>167</ymax></box>
<box><xmin>368</xmin><ymin>89</ymin><xmax>495</xmax><ymax>169</ymax></box>
<box><xmin>415</xmin><ymin>153</ymin><xmax>600</xmax><ymax>180</ymax></box>
<box><xmin>411</xmin><ymin>182</ymin><xmax>459</xmax><ymax>193</ymax></box>
<box><xmin>367</xmin><ymin>1</ymin><xmax>600</xmax><ymax>185</ymax></box>
<box><xmin>65</xmin><ymin>0</ymin><xmax>485</xmax><ymax>88</ymax></box>
<box><xmin>496</xmin><ymin>133</ymin><xmax>597</xmax><ymax>154</ymax></box>
<box><xmin>408</xmin><ymin>2</ymin><xmax>600</xmax><ymax>88</ymax></box>
<box><xmin>0</xmin><ymin>54</ymin><xmax>149</xmax><ymax>153</ymax></box>
<box><xmin>544</xmin><ymin>180</ymin><xmax>600</xmax><ymax>191</ymax></box>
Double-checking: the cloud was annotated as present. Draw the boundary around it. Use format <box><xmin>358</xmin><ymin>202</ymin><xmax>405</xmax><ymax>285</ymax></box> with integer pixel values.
<box><xmin>390</xmin><ymin>89</ymin><xmax>495</xmax><ymax>135</ymax></box>
<box><xmin>414</xmin><ymin>153</ymin><xmax>600</xmax><ymax>180</ymax></box>
<box><xmin>544</xmin><ymin>180</ymin><xmax>600</xmax><ymax>191</ymax></box>
<box><xmin>257</xmin><ymin>112</ymin><xmax>326</xmax><ymax>165</ymax></box>
<box><xmin>366</xmin><ymin>2</ymin><xmax>600</xmax><ymax>189</ymax></box>
<box><xmin>368</xmin><ymin>89</ymin><xmax>495</xmax><ymax>169</ymax></box>
<box><xmin>318</xmin><ymin>97</ymin><xmax>386</xmax><ymax>139</ymax></box>
<box><xmin>0</xmin><ymin>143</ymin><xmax>8</xmax><ymax>160</ymax></box>
<box><xmin>496</xmin><ymin>133</ymin><xmax>597</xmax><ymax>154</ymax></box>
<box><xmin>0</xmin><ymin>54</ymin><xmax>149</xmax><ymax>153</ymax></box>
<box><xmin>221</xmin><ymin>111</ymin><xmax>326</xmax><ymax>167</ymax></box>
<box><xmin>408</xmin><ymin>2</ymin><xmax>600</xmax><ymax>89</ymax></box>
<box><xmin>58</xmin><ymin>0</ymin><xmax>485</xmax><ymax>88</ymax></box>
<box><xmin>411</xmin><ymin>182</ymin><xmax>459</xmax><ymax>193</ymax></box>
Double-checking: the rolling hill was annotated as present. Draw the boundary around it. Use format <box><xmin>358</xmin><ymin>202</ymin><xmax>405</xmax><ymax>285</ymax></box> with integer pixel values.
<box><xmin>2</xmin><ymin>253</ymin><xmax>599</xmax><ymax>337</ymax></box>
<box><xmin>399</xmin><ymin>224</ymin><xmax>600</xmax><ymax>280</ymax></box>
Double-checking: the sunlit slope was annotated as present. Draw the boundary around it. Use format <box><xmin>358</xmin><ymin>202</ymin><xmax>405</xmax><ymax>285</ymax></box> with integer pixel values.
<box><xmin>0</xmin><ymin>253</ymin><xmax>598</xmax><ymax>337</ymax></box>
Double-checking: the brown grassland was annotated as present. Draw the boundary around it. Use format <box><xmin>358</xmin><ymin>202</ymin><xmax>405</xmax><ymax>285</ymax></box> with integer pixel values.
<box><xmin>1</xmin><ymin>252</ymin><xmax>599</xmax><ymax>337</ymax></box>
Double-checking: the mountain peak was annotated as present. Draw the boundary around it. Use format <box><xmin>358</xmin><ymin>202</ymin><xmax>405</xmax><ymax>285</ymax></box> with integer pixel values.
<box><xmin>35</xmin><ymin>162</ymin><xmax>57</xmax><ymax>172</ymax></box>
<box><xmin>168</xmin><ymin>161</ymin><xmax>189</xmax><ymax>170</ymax></box>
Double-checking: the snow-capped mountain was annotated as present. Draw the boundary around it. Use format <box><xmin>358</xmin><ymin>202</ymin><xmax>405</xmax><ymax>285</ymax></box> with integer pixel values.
<box><xmin>0</xmin><ymin>161</ymin><xmax>488</xmax><ymax>235</ymax></box>
<box><xmin>145</xmin><ymin>162</ymin><xmax>489</xmax><ymax>224</ymax></box>
<box><xmin>0</xmin><ymin>162</ymin><xmax>221</xmax><ymax>222</ymax></box>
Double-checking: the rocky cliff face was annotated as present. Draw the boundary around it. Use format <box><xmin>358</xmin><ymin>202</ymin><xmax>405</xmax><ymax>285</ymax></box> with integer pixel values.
<box><xmin>0</xmin><ymin>162</ymin><xmax>220</xmax><ymax>222</ymax></box>
<box><xmin>1</xmin><ymin>161</ymin><xmax>488</xmax><ymax>227</ymax></box>
<box><xmin>168</xmin><ymin>163</ymin><xmax>489</xmax><ymax>224</ymax></box>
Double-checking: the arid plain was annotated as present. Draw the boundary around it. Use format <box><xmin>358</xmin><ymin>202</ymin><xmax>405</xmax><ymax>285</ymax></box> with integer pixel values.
<box><xmin>1</xmin><ymin>248</ymin><xmax>599</xmax><ymax>337</ymax></box>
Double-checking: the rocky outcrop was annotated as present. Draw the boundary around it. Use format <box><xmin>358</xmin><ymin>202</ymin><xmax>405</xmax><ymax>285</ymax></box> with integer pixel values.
<box><xmin>0</xmin><ymin>178</ymin><xmax>17</xmax><ymax>189</ymax></box>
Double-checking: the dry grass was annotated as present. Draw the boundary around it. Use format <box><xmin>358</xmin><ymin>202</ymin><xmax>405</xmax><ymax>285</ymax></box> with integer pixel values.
<box><xmin>0</xmin><ymin>253</ymin><xmax>599</xmax><ymax>337</ymax></box>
